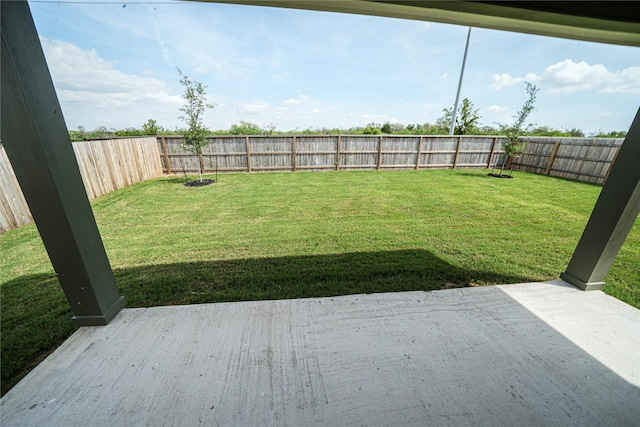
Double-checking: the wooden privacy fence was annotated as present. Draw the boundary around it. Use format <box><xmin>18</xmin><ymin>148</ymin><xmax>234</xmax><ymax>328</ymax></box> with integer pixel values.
<box><xmin>512</xmin><ymin>137</ymin><xmax>623</xmax><ymax>184</ymax></box>
<box><xmin>72</xmin><ymin>137</ymin><xmax>163</xmax><ymax>200</ymax></box>
<box><xmin>159</xmin><ymin>135</ymin><xmax>623</xmax><ymax>184</ymax></box>
<box><xmin>159</xmin><ymin>135</ymin><xmax>508</xmax><ymax>174</ymax></box>
<box><xmin>0</xmin><ymin>137</ymin><xmax>163</xmax><ymax>232</ymax></box>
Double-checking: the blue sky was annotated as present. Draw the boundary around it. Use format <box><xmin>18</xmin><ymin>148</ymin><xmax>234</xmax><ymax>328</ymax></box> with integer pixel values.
<box><xmin>29</xmin><ymin>0</ymin><xmax>640</xmax><ymax>134</ymax></box>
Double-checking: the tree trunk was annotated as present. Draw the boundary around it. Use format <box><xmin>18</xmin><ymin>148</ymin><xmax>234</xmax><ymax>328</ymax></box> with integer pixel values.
<box><xmin>499</xmin><ymin>154</ymin><xmax>507</xmax><ymax>176</ymax></box>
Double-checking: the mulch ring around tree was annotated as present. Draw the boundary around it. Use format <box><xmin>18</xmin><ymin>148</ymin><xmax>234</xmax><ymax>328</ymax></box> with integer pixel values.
<box><xmin>184</xmin><ymin>179</ymin><xmax>215</xmax><ymax>187</ymax></box>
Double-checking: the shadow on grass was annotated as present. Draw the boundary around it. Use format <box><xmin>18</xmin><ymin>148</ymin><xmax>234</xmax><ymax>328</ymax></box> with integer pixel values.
<box><xmin>1</xmin><ymin>249</ymin><xmax>532</xmax><ymax>396</ymax></box>
<box><xmin>114</xmin><ymin>249</ymin><xmax>532</xmax><ymax>306</ymax></box>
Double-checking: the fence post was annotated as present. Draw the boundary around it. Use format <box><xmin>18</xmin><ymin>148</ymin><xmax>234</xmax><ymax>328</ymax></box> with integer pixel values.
<box><xmin>246</xmin><ymin>136</ymin><xmax>252</xmax><ymax>173</ymax></box>
<box><xmin>336</xmin><ymin>135</ymin><xmax>341</xmax><ymax>170</ymax></box>
<box><xmin>487</xmin><ymin>137</ymin><xmax>497</xmax><ymax>168</ymax></box>
<box><xmin>377</xmin><ymin>135</ymin><xmax>383</xmax><ymax>170</ymax></box>
<box><xmin>161</xmin><ymin>136</ymin><xmax>171</xmax><ymax>174</ymax></box>
<box><xmin>545</xmin><ymin>140</ymin><xmax>561</xmax><ymax>175</ymax></box>
<box><xmin>604</xmin><ymin>143</ymin><xmax>622</xmax><ymax>184</ymax></box>
<box><xmin>292</xmin><ymin>135</ymin><xmax>297</xmax><ymax>172</ymax></box>
<box><xmin>453</xmin><ymin>136</ymin><xmax>462</xmax><ymax>169</ymax></box>
<box><xmin>415</xmin><ymin>136</ymin><xmax>423</xmax><ymax>170</ymax></box>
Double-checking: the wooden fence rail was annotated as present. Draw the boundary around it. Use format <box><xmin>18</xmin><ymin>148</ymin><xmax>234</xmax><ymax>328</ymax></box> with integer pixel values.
<box><xmin>159</xmin><ymin>135</ymin><xmax>623</xmax><ymax>185</ymax></box>
<box><xmin>1</xmin><ymin>137</ymin><xmax>163</xmax><ymax>232</ymax></box>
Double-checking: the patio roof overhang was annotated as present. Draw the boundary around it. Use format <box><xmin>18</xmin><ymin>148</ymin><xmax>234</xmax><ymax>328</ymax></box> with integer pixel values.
<box><xmin>204</xmin><ymin>1</ymin><xmax>640</xmax><ymax>47</ymax></box>
<box><xmin>1</xmin><ymin>0</ymin><xmax>639</xmax><ymax>326</ymax></box>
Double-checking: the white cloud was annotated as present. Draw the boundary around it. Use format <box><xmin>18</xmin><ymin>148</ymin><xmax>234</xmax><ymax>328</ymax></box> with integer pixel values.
<box><xmin>440</xmin><ymin>73</ymin><xmax>449</xmax><ymax>79</ymax></box>
<box><xmin>490</xmin><ymin>73</ymin><xmax>524</xmax><ymax>89</ymax></box>
<box><xmin>41</xmin><ymin>38</ymin><xmax>181</xmax><ymax>109</ymax></box>
<box><xmin>491</xmin><ymin>60</ymin><xmax>639</xmax><ymax>94</ymax></box>
<box><xmin>487</xmin><ymin>105</ymin><xmax>507</xmax><ymax>113</ymax></box>
<box><xmin>237</xmin><ymin>103</ymin><xmax>271</xmax><ymax>114</ymax></box>
<box><xmin>284</xmin><ymin>98</ymin><xmax>302</xmax><ymax>105</ymax></box>
<box><xmin>541</xmin><ymin>60</ymin><xmax>639</xmax><ymax>94</ymax></box>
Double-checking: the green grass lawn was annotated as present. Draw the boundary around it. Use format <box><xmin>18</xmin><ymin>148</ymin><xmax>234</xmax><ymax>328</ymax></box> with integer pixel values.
<box><xmin>1</xmin><ymin>169</ymin><xmax>638</xmax><ymax>395</ymax></box>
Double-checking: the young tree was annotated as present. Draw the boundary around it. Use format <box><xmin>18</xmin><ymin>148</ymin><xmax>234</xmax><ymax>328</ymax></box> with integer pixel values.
<box><xmin>178</xmin><ymin>69</ymin><xmax>214</xmax><ymax>182</ymax></box>
<box><xmin>493</xmin><ymin>82</ymin><xmax>539</xmax><ymax>176</ymax></box>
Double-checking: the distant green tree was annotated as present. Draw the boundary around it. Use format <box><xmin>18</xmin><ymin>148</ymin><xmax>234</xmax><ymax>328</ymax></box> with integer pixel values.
<box><xmin>435</xmin><ymin>110</ymin><xmax>453</xmax><ymax>134</ymax></box>
<box><xmin>527</xmin><ymin>126</ymin><xmax>563</xmax><ymax>137</ymax></box>
<box><xmin>437</xmin><ymin>98</ymin><xmax>480</xmax><ymax>135</ymax></box>
<box><xmin>69</xmin><ymin>126</ymin><xmax>88</xmax><ymax>142</ymax></box>
<box><xmin>563</xmin><ymin>127</ymin><xmax>585</xmax><ymax>137</ymax></box>
<box><xmin>92</xmin><ymin>126</ymin><xmax>115</xmax><ymax>138</ymax></box>
<box><xmin>362</xmin><ymin>123</ymin><xmax>382</xmax><ymax>135</ymax></box>
<box><xmin>178</xmin><ymin>68</ymin><xmax>214</xmax><ymax>182</ymax></box>
<box><xmin>477</xmin><ymin>125</ymin><xmax>499</xmax><ymax>135</ymax></box>
<box><xmin>381</xmin><ymin>122</ymin><xmax>393</xmax><ymax>134</ymax></box>
<box><xmin>229</xmin><ymin>120</ymin><xmax>262</xmax><ymax>135</ymax></box>
<box><xmin>115</xmin><ymin>127</ymin><xmax>145</xmax><ymax>137</ymax></box>
<box><xmin>456</xmin><ymin>98</ymin><xmax>481</xmax><ymax>135</ymax></box>
<box><xmin>592</xmin><ymin>130</ymin><xmax>627</xmax><ymax>138</ymax></box>
<box><xmin>142</xmin><ymin>119</ymin><xmax>163</xmax><ymax>135</ymax></box>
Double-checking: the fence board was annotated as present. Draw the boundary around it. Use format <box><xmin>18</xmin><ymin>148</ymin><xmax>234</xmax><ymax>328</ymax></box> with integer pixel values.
<box><xmin>0</xmin><ymin>144</ymin><xmax>33</xmax><ymax>232</ymax></box>
<box><xmin>379</xmin><ymin>136</ymin><xmax>421</xmax><ymax>170</ymax></box>
<box><xmin>1</xmin><ymin>137</ymin><xmax>162</xmax><ymax>232</ymax></box>
<box><xmin>339</xmin><ymin>136</ymin><xmax>378</xmax><ymax>169</ymax></box>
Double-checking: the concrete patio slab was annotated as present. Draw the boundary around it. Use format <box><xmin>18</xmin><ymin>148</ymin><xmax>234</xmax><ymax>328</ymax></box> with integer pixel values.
<box><xmin>2</xmin><ymin>280</ymin><xmax>639</xmax><ymax>426</ymax></box>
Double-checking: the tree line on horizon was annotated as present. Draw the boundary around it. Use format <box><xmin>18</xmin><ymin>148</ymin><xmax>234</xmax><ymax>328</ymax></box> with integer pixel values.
<box><xmin>67</xmin><ymin>118</ymin><xmax>627</xmax><ymax>142</ymax></box>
